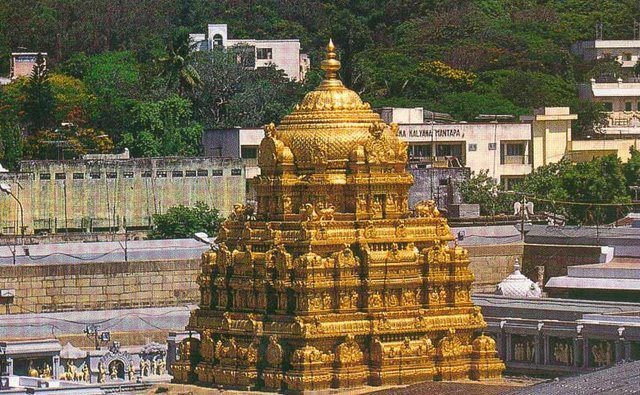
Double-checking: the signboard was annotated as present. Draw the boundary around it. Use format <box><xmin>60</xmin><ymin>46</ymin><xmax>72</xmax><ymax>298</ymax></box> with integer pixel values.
<box><xmin>397</xmin><ymin>127</ymin><xmax>464</xmax><ymax>140</ymax></box>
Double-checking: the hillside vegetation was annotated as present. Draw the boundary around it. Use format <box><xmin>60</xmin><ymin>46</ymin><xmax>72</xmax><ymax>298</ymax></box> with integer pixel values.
<box><xmin>1</xmin><ymin>0</ymin><xmax>639</xmax><ymax>166</ymax></box>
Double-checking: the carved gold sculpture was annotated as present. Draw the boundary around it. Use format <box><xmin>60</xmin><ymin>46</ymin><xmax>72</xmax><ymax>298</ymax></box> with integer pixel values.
<box><xmin>173</xmin><ymin>40</ymin><xmax>504</xmax><ymax>392</ymax></box>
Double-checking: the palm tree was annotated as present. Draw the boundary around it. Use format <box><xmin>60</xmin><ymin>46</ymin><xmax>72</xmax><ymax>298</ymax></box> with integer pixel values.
<box><xmin>158</xmin><ymin>29</ymin><xmax>202</xmax><ymax>96</ymax></box>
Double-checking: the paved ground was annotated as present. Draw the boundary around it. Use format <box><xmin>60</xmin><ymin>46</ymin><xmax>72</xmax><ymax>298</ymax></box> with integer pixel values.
<box><xmin>146</xmin><ymin>377</ymin><xmax>538</xmax><ymax>395</ymax></box>
<box><xmin>0</xmin><ymin>305</ymin><xmax>194</xmax><ymax>340</ymax></box>
<box><xmin>0</xmin><ymin>238</ymin><xmax>209</xmax><ymax>265</ymax></box>
<box><xmin>510</xmin><ymin>360</ymin><xmax>640</xmax><ymax>395</ymax></box>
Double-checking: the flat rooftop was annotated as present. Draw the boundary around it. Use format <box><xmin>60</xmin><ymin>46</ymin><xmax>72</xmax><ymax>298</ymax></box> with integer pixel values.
<box><xmin>0</xmin><ymin>238</ymin><xmax>209</xmax><ymax>265</ymax></box>
<box><xmin>0</xmin><ymin>305</ymin><xmax>194</xmax><ymax>340</ymax></box>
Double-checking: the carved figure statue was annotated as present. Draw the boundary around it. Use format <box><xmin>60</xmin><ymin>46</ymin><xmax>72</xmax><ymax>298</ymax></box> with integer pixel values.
<box><xmin>283</xmin><ymin>196</ymin><xmax>292</xmax><ymax>214</ymax></box>
<box><xmin>41</xmin><ymin>363</ymin><xmax>52</xmax><ymax>379</ymax></box>
<box><xmin>300</xmin><ymin>203</ymin><xmax>318</xmax><ymax>222</ymax></box>
<box><xmin>319</xmin><ymin>204</ymin><xmax>335</xmax><ymax>221</ymax></box>
<box><xmin>28</xmin><ymin>361</ymin><xmax>39</xmax><ymax>378</ymax></box>
<box><xmin>128</xmin><ymin>362</ymin><xmax>135</xmax><ymax>381</ymax></box>
<box><xmin>553</xmin><ymin>342</ymin><xmax>572</xmax><ymax>365</ymax></box>
<box><xmin>414</xmin><ymin>200</ymin><xmax>440</xmax><ymax>218</ymax></box>
<box><xmin>82</xmin><ymin>364</ymin><xmax>90</xmax><ymax>382</ymax></box>
<box><xmin>152</xmin><ymin>359</ymin><xmax>158</xmax><ymax>376</ymax></box>
<box><xmin>592</xmin><ymin>342</ymin><xmax>612</xmax><ymax>367</ymax></box>
<box><xmin>98</xmin><ymin>362</ymin><xmax>106</xmax><ymax>383</ymax></box>
<box><xmin>110</xmin><ymin>363</ymin><xmax>118</xmax><ymax>380</ymax></box>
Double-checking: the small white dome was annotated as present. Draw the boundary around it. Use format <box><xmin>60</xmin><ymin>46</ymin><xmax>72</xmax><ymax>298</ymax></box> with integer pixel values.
<box><xmin>496</xmin><ymin>259</ymin><xmax>542</xmax><ymax>298</ymax></box>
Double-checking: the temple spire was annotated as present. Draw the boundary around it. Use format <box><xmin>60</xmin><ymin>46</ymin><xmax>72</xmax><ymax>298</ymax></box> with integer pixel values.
<box><xmin>321</xmin><ymin>39</ymin><xmax>341</xmax><ymax>80</ymax></box>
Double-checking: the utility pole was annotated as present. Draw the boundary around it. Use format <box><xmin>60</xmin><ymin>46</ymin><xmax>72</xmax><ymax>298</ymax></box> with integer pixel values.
<box><xmin>520</xmin><ymin>194</ymin><xmax>526</xmax><ymax>241</ymax></box>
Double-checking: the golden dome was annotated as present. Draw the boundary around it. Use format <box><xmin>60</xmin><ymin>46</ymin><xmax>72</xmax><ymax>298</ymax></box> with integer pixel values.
<box><xmin>277</xmin><ymin>40</ymin><xmax>383</xmax><ymax>169</ymax></box>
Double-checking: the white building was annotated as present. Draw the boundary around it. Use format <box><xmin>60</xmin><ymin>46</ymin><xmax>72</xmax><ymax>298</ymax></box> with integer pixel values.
<box><xmin>571</xmin><ymin>39</ymin><xmax>640</xmax><ymax>68</ymax></box>
<box><xmin>381</xmin><ymin>107</ymin><xmax>576</xmax><ymax>189</ymax></box>
<box><xmin>190</xmin><ymin>24</ymin><xmax>310</xmax><ymax>81</ymax></box>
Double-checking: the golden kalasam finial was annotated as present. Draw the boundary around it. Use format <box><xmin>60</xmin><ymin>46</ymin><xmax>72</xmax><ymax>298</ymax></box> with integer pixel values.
<box><xmin>321</xmin><ymin>39</ymin><xmax>341</xmax><ymax>80</ymax></box>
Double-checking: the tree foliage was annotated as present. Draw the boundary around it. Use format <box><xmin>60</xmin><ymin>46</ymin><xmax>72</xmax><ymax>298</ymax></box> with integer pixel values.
<box><xmin>122</xmin><ymin>94</ymin><xmax>202</xmax><ymax>157</ymax></box>
<box><xmin>23</xmin><ymin>53</ymin><xmax>54</xmax><ymax>131</ymax></box>
<box><xmin>148</xmin><ymin>201</ymin><xmax>223</xmax><ymax>240</ymax></box>
<box><xmin>459</xmin><ymin>169</ymin><xmax>511</xmax><ymax>216</ymax></box>
<box><xmin>463</xmin><ymin>156</ymin><xmax>634</xmax><ymax>225</ymax></box>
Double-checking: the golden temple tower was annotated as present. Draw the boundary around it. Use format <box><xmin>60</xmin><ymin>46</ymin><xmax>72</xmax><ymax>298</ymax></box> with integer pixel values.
<box><xmin>172</xmin><ymin>40</ymin><xmax>504</xmax><ymax>392</ymax></box>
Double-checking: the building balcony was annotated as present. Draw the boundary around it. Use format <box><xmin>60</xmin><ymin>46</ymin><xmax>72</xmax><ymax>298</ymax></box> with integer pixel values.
<box><xmin>408</xmin><ymin>156</ymin><xmax>464</xmax><ymax>168</ymax></box>
<box><xmin>500</xmin><ymin>155</ymin><xmax>530</xmax><ymax>165</ymax></box>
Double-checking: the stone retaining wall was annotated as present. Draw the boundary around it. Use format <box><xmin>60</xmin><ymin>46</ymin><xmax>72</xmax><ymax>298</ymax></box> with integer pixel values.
<box><xmin>1</xmin><ymin>243</ymin><xmax>526</xmax><ymax>315</ymax></box>
<box><xmin>467</xmin><ymin>243</ymin><xmax>524</xmax><ymax>294</ymax></box>
<box><xmin>0</xmin><ymin>259</ymin><xmax>200</xmax><ymax>314</ymax></box>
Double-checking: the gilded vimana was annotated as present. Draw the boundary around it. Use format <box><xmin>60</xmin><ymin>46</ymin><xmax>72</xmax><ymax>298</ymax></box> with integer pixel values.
<box><xmin>171</xmin><ymin>41</ymin><xmax>504</xmax><ymax>392</ymax></box>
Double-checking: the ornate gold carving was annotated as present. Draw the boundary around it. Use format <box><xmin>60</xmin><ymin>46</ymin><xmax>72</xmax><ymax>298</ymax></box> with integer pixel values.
<box><xmin>173</xmin><ymin>40</ymin><xmax>503</xmax><ymax>391</ymax></box>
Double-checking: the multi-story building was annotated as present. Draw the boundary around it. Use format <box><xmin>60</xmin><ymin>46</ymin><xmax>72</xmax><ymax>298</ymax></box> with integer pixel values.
<box><xmin>571</xmin><ymin>39</ymin><xmax>640</xmax><ymax>68</ymax></box>
<box><xmin>380</xmin><ymin>107</ymin><xmax>577</xmax><ymax>189</ymax></box>
<box><xmin>0</xmin><ymin>155</ymin><xmax>245</xmax><ymax>235</ymax></box>
<box><xmin>10</xmin><ymin>52</ymin><xmax>46</xmax><ymax>79</ymax></box>
<box><xmin>190</xmin><ymin>24</ymin><xmax>310</xmax><ymax>81</ymax></box>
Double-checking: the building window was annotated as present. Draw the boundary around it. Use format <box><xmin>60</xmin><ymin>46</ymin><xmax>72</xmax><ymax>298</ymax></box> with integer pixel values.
<box><xmin>185</xmin><ymin>170</ymin><xmax>197</xmax><ymax>177</ymax></box>
<box><xmin>625</xmin><ymin>53</ymin><xmax>632</xmax><ymax>61</ymax></box>
<box><xmin>626</xmin><ymin>102</ymin><xmax>633</xmax><ymax>111</ymax></box>
<box><xmin>123</xmin><ymin>171</ymin><xmax>134</xmax><ymax>178</ymax></box>
<box><xmin>488</xmin><ymin>143</ymin><xmax>496</xmax><ymax>151</ymax></box>
<box><xmin>437</xmin><ymin>143</ymin><xmax>463</xmax><ymax>157</ymax></box>
<box><xmin>501</xmin><ymin>142</ymin><xmax>527</xmax><ymax>164</ymax></box>
<box><xmin>89</xmin><ymin>172</ymin><xmax>101</xmax><ymax>179</ymax></box>
<box><xmin>408</xmin><ymin>144</ymin><xmax>432</xmax><ymax>159</ymax></box>
<box><xmin>172</xmin><ymin>171</ymin><xmax>184</xmax><ymax>178</ymax></box>
<box><xmin>468</xmin><ymin>144</ymin><xmax>477</xmax><ymax>152</ymax></box>
<box><xmin>197</xmin><ymin>169</ymin><xmax>209</xmax><ymax>177</ymax></box>
<box><xmin>73</xmin><ymin>173</ymin><xmax>84</xmax><ymax>180</ymax></box>
<box><xmin>212</xmin><ymin>34</ymin><xmax>223</xmax><ymax>47</ymax></box>
<box><xmin>241</xmin><ymin>146</ymin><xmax>258</xmax><ymax>159</ymax></box>
<box><xmin>502</xmin><ymin>177</ymin><xmax>524</xmax><ymax>191</ymax></box>
<box><xmin>39</xmin><ymin>173</ymin><xmax>51</xmax><ymax>180</ymax></box>
<box><xmin>212</xmin><ymin>169</ymin><xmax>223</xmax><ymax>177</ymax></box>
<box><xmin>106</xmin><ymin>172</ymin><xmax>117</xmax><ymax>179</ymax></box>
<box><xmin>156</xmin><ymin>171</ymin><xmax>167</xmax><ymax>178</ymax></box>
<box><xmin>603</xmin><ymin>102</ymin><xmax>613</xmax><ymax>111</ymax></box>
<box><xmin>55</xmin><ymin>173</ymin><xmax>66</xmax><ymax>180</ymax></box>
<box><xmin>231</xmin><ymin>168</ymin><xmax>242</xmax><ymax>176</ymax></box>
<box><xmin>141</xmin><ymin>171</ymin><xmax>152</xmax><ymax>178</ymax></box>
<box><xmin>637</xmin><ymin>102</ymin><xmax>640</xmax><ymax>111</ymax></box>
<box><xmin>256</xmin><ymin>48</ymin><xmax>273</xmax><ymax>60</ymax></box>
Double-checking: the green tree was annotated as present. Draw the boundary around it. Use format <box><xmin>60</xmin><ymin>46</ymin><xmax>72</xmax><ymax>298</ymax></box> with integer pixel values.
<box><xmin>122</xmin><ymin>94</ymin><xmax>202</xmax><ymax>157</ymax></box>
<box><xmin>624</xmin><ymin>147</ymin><xmax>640</xmax><ymax>189</ymax></box>
<box><xmin>24</xmin><ymin>124</ymin><xmax>113</xmax><ymax>160</ymax></box>
<box><xmin>23</xmin><ymin>53</ymin><xmax>54</xmax><ymax>131</ymax></box>
<box><xmin>148</xmin><ymin>201</ymin><xmax>223</xmax><ymax>240</ymax></box>
<box><xmin>560</xmin><ymin>155</ymin><xmax>630</xmax><ymax>224</ymax></box>
<box><xmin>572</xmin><ymin>100</ymin><xmax>609</xmax><ymax>138</ymax></box>
<box><xmin>157</xmin><ymin>28</ymin><xmax>202</xmax><ymax>96</ymax></box>
<box><xmin>190</xmin><ymin>51</ymin><xmax>303</xmax><ymax>128</ymax></box>
<box><xmin>83</xmin><ymin>51</ymin><xmax>141</xmax><ymax>133</ymax></box>
<box><xmin>0</xmin><ymin>115</ymin><xmax>23</xmax><ymax>170</ymax></box>
<box><xmin>459</xmin><ymin>169</ymin><xmax>511</xmax><ymax>216</ymax></box>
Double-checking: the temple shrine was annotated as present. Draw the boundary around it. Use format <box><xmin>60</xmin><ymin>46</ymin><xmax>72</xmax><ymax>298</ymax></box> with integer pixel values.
<box><xmin>172</xmin><ymin>40</ymin><xmax>504</xmax><ymax>392</ymax></box>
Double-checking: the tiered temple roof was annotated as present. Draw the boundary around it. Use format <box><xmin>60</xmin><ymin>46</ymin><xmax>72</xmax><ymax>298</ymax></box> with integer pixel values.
<box><xmin>172</xmin><ymin>41</ymin><xmax>504</xmax><ymax>392</ymax></box>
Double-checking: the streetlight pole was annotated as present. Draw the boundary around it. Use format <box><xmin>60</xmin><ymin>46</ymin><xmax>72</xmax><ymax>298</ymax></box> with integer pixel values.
<box><xmin>1</xmin><ymin>184</ymin><xmax>24</xmax><ymax>265</ymax></box>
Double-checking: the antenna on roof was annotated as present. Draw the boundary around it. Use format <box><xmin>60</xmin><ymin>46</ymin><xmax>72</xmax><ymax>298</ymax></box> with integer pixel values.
<box><xmin>635</xmin><ymin>20</ymin><xmax>640</xmax><ymax>40</ymax></box>
<box><xmin>596</xmin><ymin>21</ymin><xmax>603</xmax><ymax>40</ymax></box>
